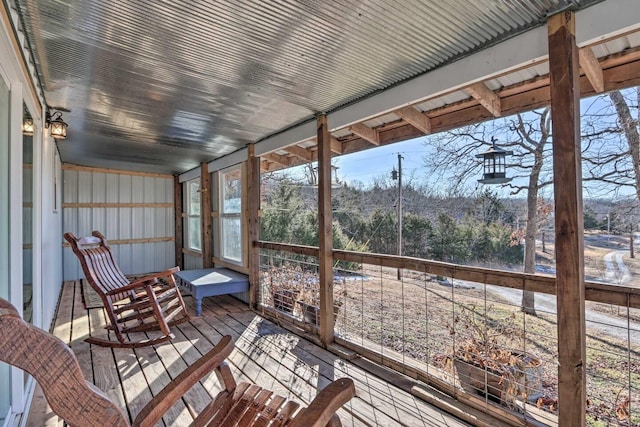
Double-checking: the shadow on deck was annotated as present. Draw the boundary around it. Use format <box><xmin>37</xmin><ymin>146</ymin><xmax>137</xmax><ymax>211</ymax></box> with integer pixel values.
<box><xmin>26</xmin><ymin>280</ymin><xmax>473</xmax><ymax>426</ymax></box>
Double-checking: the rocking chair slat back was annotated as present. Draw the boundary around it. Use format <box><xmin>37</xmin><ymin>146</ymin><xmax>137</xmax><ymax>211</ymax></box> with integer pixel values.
<box><xmin>72</xmin><ymin>234</ymin><xmax>130</xmax><ymax>299</ymax></box>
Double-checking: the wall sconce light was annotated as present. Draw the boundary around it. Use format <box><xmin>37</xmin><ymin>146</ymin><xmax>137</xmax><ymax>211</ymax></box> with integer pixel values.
<box><xmin>22</xmin><ymin>116</ymin><xmax>35</xmax><ymax>136</ymax></box>
<box><xmin>476</xmin><ymin>137</ymin><xmax>513</xmax><ymax>184</ymax></box>
<box><xmin>46</xmin><ymin>110</ymin><xmax>68</xmax><ymax>140</ymax></box>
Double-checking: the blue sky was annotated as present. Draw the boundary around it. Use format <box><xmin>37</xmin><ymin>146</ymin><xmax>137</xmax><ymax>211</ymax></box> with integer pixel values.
<box><xmin>333</xmin><ymin>137</ymin><xmax>430</xmax><ymax>188</ymax></box>
<box><xmin>281</xmin><ymin>136</ymin><xmax>441</xmax><ymax>192</ymax></box>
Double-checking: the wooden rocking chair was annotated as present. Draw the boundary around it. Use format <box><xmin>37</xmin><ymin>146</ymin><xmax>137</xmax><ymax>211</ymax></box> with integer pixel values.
<box><xmin>64</xmin><ymin>231</ymin><xmax>190</xmax><ymax>348</ymax></box>
<box><xmin>0</xmin><ymin>298</ymin><xmax>356</xmax><ymax>427</ymax></box>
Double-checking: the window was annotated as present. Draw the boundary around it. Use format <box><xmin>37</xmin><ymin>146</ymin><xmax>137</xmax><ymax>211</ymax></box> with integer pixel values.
<box><xmin>220</xmin><ymin>166</ymin><xmax>242</xmax><ymax>263</ymax></box>
<box><xmin>186</xmin><ymin>178</ymin><xmax>201</xmax><ymax>251</ymax></box>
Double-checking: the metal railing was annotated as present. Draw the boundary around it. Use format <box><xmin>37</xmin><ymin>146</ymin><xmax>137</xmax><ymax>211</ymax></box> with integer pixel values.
<box><xmin>257</xmin><ymin>241</ymin><xmax>640</xmax><ymax>426</ymax></box>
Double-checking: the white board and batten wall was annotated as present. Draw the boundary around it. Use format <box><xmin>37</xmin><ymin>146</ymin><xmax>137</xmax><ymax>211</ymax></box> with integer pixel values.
<box><xmin>62</xmin><ymin>165</ymin><xmax>176</xmax><ymax>280</ymax></box>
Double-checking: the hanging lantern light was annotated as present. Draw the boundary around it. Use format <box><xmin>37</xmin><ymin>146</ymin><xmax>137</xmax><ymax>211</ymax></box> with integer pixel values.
<box><xmin>476</xmin><ymin>137</ymin><xmax>513</xmax><ymax>184</ymax></box>
<box><xmin>46</xmin><ymin>110</ymin><xmax>68</xmax><ymax>140</ymax></box>
<box><xmin>22</xmin><ymin>116</ymin><xmax>35</xmax><ymax>136</ymax></box>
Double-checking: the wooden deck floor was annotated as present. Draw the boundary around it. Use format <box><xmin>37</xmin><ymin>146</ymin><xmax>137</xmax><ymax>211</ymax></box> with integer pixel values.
<box><xmin>26</xmin><ymin>281</ymin><xmax>472</xmax><ymax>426</ymax></box>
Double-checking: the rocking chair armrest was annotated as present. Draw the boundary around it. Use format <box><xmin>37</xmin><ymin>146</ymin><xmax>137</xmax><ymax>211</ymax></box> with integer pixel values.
<box><xmin>106</xmin><ymin>267</ymin><xmax>181</xmax><ymax>296</ymax></box>
<box><xmin>104</xmin><ymin>280</ymin><xmax>157</xmax><ymax>296</ymax></box>
<box><xmin>133</xmin><ymin>335</ymin><xmax>235</xmax><ymax>427</ymax></box>
<box><xmin>289</xmin><ymin>378</ymin><xmax>356</xmax><ymax>427</ymax></box>
<box><xmin>127</xmin><ymin>267</ymin><xmax>180</xmax><ymax>288</ymax></box>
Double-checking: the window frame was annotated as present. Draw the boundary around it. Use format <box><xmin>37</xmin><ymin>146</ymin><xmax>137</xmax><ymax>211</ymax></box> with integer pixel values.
<box><xmin>185</xmin><ymin>177</ymin><xmax>202</xmax><ymax>252</ymax></box>
<box><xmin>219</xmin><ymin>164</ymin><xmax>243</xmax><ymax>265</ymax></box>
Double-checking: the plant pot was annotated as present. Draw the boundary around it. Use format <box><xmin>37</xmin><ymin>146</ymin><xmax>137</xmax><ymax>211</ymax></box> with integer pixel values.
<box><xmin>272</xmin><ymin>290</ymin><xmax>297</xmax><ymax>314</ymax></box>
<box><xmin>454</xmin><ymin>352</ymin><xmax>542</xmax><ymax>404</ymax></box>
<box><xmin>454</xmin><ymin>358</ymin><xmax>504</xmax><ymax>400</ymax></box>
<box><xmin>298</xmin><ymin>301</ymin><xmax>339</xmax><ymax>325</ymax></box>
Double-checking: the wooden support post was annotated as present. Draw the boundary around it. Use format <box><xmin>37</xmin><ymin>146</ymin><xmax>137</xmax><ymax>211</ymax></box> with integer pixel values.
<box><xmin>548</xmin><ymin>11</ymin><xmax>586</xmax><ymax>426</ymax></box>
<box><xmin>317</xmin><ymin>114</ymin><xmax>334</xmax><ymax>346</ymax></box>
<box><xmin>247</xmin><ymin>144</ymin><xmax>261</xmax><ymax>309</ymax></box>
<box><xmin>174</xmin><ymin>175</ymin><xmax>183</xmax><ymax>269</ymax></box>
<box><xmin>201</xmin><ymin>162</ymin><xmax>213</xmax><ymax>268</ymax></box>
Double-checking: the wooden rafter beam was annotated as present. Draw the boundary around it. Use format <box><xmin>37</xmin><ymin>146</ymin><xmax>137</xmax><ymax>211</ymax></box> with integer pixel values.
<box><xmin>261</xmin><ymin>161</ymin><xmax>280</xmax><ymax>172</ymax></box>
<box><xmin>283</xmin><ymin>144</ymin><xmax>313</xmax><ymax>161</ymax></box>
<box><xmin>395</xmin><ymin>106</ymin><xmax>431</xmax><ymax>134</ymax></box>
<box><xmin>262</xmin><ymin>152</ymin><xmax>291</xmax><ymax>167</ymax></box>
<box><xmin>579</xmin><ymin>47</ymin><xmax>605</xmax><ymax>93</ymax></box>
<box><xmin>260</xmin><ymin>48</ymin><xmax>640</xmax><ymax>175</ymax></box>
<box><xmin>330</xmin><ymin>136</ymin><xmax>343</xmax><ymax>154</ymax></box>
<box><xmin>312</xmin><ymin>136</ymin><xmax>343</xmax><ymax>154</ymax></box>
<box><xmin>340</xmin><ymin>57</ymin><xmax>640</xmax><ymax>156</ymax></box>
<box><xmin>349</xmin><ymin>123</ymin><xmax>379</xmax><ymax>145</ymax></box>
<box><xmin>464</xmin><ymin>82</ymin><xmax>502</xmax><ymax>117</ymax></box>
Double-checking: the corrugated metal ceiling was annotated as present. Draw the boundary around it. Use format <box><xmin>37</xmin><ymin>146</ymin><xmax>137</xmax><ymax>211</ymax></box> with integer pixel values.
<box><xmin>15</xmin><ymin>0</ymin><xmax>601</xmax><ymax>174</ymax></box>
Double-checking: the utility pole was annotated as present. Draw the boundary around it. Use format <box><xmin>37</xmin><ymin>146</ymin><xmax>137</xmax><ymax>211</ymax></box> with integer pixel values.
<box><xmin>392</xmin><ymin>154</ymin><xmax>404</xmax><ymax>279</ymax></box>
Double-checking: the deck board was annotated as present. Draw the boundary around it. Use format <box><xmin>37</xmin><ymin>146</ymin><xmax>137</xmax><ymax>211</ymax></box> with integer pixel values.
<box><xmin>27</xmin><ymin>281</ymin><xmax>473</xmax><ymax>426</ymax></box>
<box><xmin>89</xmin><ymin>307</ymin><xmax>130</xmax><ymax>420</ymax></box>
<box><xmin>133</xmin><ymin>337</ymin><xmax>193</xmax><ymax>426</ymax></box>
<box><xmin>226</xmin><ymin>311</ymin><xmax>468</xmax><ymax>427</ymax></box>
<box><xmin>70</xmin><ymin>280</ymin><xmax>93</xmax><ymax>382</ymax></box>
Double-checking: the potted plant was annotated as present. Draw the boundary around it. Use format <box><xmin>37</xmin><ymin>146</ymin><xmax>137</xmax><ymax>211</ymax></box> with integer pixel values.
<box><xmin>297</xmin><ymin>295</ymin><xmax>342</xmax><ymax>325</ymax></box>
<box><xmin>264</xmin><ymin>266</ymin><xmax>302</xmax><ymax>315</ymax></box>
<box><xmin>452</xmin><ymin>305</ymin><xmax>543</xmax><ymax>406</ymax></box>
<box><xmin>264</xmin><ymin>266</ymin><xmax>347</xmax><ymax>325</ymax></box>
<box><xmin>296</xmin><ymin>279</ymin><xmax>347</xmax><ymax>326</ymax></box>
<box><xmin>273</xmin><ymin>288</ymin><xmax>298</xmax><ymax>314</ymax></box>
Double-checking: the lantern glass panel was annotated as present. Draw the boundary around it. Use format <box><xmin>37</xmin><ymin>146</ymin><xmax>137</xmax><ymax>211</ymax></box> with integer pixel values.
<box><xmin>50</xmin><ymin>120</ymin><xmax>66</xmax><ymax>139</ymax></box>
<box><xmin>22</xmin><ymin>118</ymin><xmax>34</xmax><ymax>136</ymax></box>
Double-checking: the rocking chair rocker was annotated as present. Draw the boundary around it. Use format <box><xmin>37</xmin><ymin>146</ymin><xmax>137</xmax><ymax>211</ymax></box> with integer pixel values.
<box><xmin>0</xmin><ymin>298</ymin><xmax>356</xmax><ymax>427</ymax></box>
<box><xmin>64</xmin><ymin>231</ymin><xmax>190</xmax><ymax>348</ymax></box>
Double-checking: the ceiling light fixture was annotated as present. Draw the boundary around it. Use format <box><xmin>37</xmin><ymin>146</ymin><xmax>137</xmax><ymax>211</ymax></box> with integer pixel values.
<box><xmin>46</xmin><ymin>109</ymin><xmax>68</xmax><ymax>140</ymax></box>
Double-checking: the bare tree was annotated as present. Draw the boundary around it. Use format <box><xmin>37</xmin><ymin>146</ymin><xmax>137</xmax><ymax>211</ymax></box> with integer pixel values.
<box><xmin>582</xmin><ymin>87</ymin><xmax>640</xmax><ymax>259</ymax></box>
<box><xmin>424</xmin><ymin>108</ymin><xmax>554</xmax><ymax>314</ymax></box>
<box><xmin>581</xmin><ymin>89</ymin><xmax>639</xmax><ymax>196</ymax></box>
<box><xmin>609</xmin><ymin>89</ymin><xmax>640</xmax><ymax>202</ymax></box>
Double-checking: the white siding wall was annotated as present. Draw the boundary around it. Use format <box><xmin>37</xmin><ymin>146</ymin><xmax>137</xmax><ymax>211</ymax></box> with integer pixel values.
<box><xmin>62</xmin><ymin>167</ymin><xmax>175</xmax><ymax>280</ymax></box>
<box><xmin>42</xmin><ymin>148</ymin><xmax>63</xmax><ymax>326</ymax></box>
<box><xmin>184</xmin><ymin>253</ymin><xmax>203</xmax><ymax>270</ymax></box>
